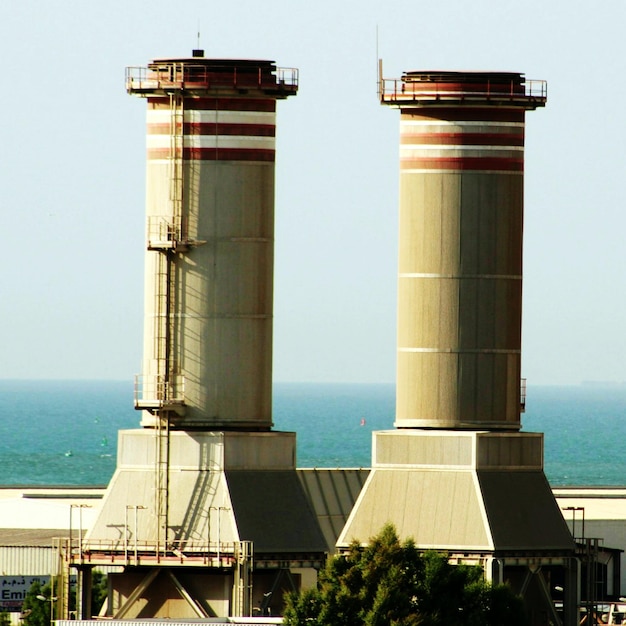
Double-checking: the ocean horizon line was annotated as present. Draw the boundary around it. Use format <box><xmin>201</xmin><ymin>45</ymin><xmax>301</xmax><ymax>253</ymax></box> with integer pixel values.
<box><xmin>2</xmin><ymin>378</ymin><xmax>625</xmax><ymax>388</ymax></box>
<box><xmin>0</xmin><ymin>381</ymin><xmax>624</xmax><ymax>486</ymax></box>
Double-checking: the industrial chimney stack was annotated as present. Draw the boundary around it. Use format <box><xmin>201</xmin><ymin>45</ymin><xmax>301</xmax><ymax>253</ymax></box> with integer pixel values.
<box><xmin>76</xmin><ymin>55</ymin><xmax>327</xmax><ymax>620</ymax></box>
<box><xmin>133</xmin><ymin>56</ymin><xmax>295</xmax><ymax>431</ymax></box>
<box><xmin>339</xmin><ymin>70</ymin><xmax>577</xmax><ymax>625</ymax></box>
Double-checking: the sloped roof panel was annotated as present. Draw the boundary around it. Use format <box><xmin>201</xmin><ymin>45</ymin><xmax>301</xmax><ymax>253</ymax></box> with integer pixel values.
<box><xmin>478</xmin><ymin>471</ymin><xmax>574</xmax><ymax>552</ymax></box>
<box><xmin>225</xmin><ymin>470</ymin><xmax>326</xmax><ymax>554</ymax></box>
<box><xmin>297</xmin><ymin>469</ymin><xmax>369</xmax><ymax>552</ymax></box>
<box><xmin>338</xmin><ymin>469</ymin><xmax>491</xmax><ymax>550</ymax></box>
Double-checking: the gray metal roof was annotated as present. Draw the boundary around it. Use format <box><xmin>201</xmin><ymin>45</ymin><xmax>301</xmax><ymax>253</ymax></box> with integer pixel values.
<box><xmin>296</xmin><ymin>468</ymin><xmax>369</xmax><ymax>552</ymax></box>
<box><xmin>338</xmin><ymin>467</ymin><xmax>576</xmax><ymax>556</ymax></box>
<box><xmin>478</xmin><ymin>471</ymin><xmax>575</xmax><ymax>553</ymax></box>
<box><xmin>0</xmin><ymin>528</ymin><xmax>67</xmax><ymax>546</ymax></box>
<box><xmin>225</xmin><ymin>470</ymin><xmax>327</xmax><ymax>554</ymax></box>
<box><xmin>338</xmin><ymin>468</ymin><xmax>492</xmax><ymax>550</ymax></box>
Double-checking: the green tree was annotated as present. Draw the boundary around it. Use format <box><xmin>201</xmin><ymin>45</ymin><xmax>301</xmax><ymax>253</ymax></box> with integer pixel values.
<box><xmin>91</xmin><ymin>571</ymin><xmax>108</xmax><ymax>616</ymax></box>
<box><xmin>284</xmin><ymin>524</ymin><xmax>527</xmax><ymax>626</ymax></box>
<box><xmin>21</xmin><ymin>581</ymin><xmax>50</xmax><ymax>626</ymax></box>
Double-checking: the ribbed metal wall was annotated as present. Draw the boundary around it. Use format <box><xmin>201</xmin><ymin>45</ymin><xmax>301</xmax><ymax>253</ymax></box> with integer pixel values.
<box><xmin>0</xmin><ymin>546</ymin><xmax>56</xmax><ymax>576</ymax></box>
<box><xmin>0</xmin><ymin>546</ymin><xmax>121</xmax><ymax>575</ymax></box>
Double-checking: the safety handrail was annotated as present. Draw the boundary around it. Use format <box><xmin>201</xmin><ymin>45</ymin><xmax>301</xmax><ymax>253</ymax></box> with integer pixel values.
<box><xmin>126</xmin><ymin>64</ymin><xmax>298</xmax><ymax>93</ymax></box>
<box><xmin>146</xmin><ymin>215</ymin><xmax>183</xmax><ymax>245</ymax></box>
<box><xmin>134</xmin><ymin>374</ymin><xmax>185</xmax><ymax>407</ymax></box>
<box><xmin>380</xmin><ymin>77</ymin><xmax>547</xmax><ymax>103</ymax></box>
<box><xmin>75</xmin><ymin>538</ymin><xmax>238</xmax><ymax>553</ymax></box>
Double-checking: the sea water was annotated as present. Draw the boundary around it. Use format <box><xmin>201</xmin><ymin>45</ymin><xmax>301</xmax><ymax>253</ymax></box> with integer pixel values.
<box><xmin>0</xmin><ymin>380</ymin><xmax>624</xmax><ymax>487</ymax></box>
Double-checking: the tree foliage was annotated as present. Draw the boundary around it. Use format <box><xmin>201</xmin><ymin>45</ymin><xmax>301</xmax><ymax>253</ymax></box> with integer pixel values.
<box><xmin>91</xmin><ymin>571</ymin><xmax>108</xmax><ymax>616</ymax></box>
<box><xmin>19</xmin><ymin>572</ymin><xmax>107</xmax><ymax>623</ymax></box>
<box><xmin>21</xmin><ymin>581</ymin><xmax>51</xmax><ymax>626</ymax></box>
<box><xmin>284</xmin><ymin>524</ymin><xmax>527</xmax><ymax>626</ymax></box>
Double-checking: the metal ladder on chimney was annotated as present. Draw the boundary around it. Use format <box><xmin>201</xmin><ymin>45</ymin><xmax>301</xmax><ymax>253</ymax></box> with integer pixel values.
<box><xmin>153</xmin><ymin>91</ymin><xmax>185</xmax><ymax>556</ymax></box>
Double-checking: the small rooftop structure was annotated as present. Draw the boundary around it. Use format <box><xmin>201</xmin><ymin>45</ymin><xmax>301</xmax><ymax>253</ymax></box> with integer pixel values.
<box><xmin>125</xmin><ymin>58</ymin><xmax>298</xmax><ymax>98</ymax></box>
<box><xmin>379</xmin><ymin>70</ymin><xmax>546</xmax><ymax>108</ymax></box>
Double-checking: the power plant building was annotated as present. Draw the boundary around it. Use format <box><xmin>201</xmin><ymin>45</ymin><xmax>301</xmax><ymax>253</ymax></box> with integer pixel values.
<box><xmin>3</xmin><ymin>484</ymin><xmax>626</xmax><ymax>626</ymax></box>
<box><xmin>4</xmin><ymin>55</ymin><xmax>612</xmax><ymax>626</ymax></box>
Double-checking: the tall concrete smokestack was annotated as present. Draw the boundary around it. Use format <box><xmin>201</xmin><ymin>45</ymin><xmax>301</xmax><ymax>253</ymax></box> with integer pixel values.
<box><xmin>339</xmin><ymin>71</ymin><xmax>577</xmax><ymax>626</ymax></box>
<box><xmin>134</xmin><ymin>57</ymin><xmax>294</xmax><ymax>431</ymax></box>
<box><xmin>74</xmin><ymin>56</ymin><xmax>327</xmax><ymax>620</ymax></box>
<box><xmin>393</xmin><ymin>71</ymin><xmax>531</xmax><ymax>431</ymax></box>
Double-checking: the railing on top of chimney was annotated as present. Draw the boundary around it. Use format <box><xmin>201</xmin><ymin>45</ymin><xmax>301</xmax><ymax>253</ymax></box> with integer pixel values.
<box><xmin>126</xmin><ymin>64</ymin><xmax>299</xmax><ymax>94</ymax></box>
<box><xmin>379</xmin><ymin>77</ymin><xmax>547</xmax><ymax>104</ymax></box>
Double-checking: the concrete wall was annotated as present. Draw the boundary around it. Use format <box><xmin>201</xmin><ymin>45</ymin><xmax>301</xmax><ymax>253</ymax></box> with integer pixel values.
<box><xmin>109</xmin><ymin>570</ymin><xmax>231</xmax><ymax>618</ymax></box>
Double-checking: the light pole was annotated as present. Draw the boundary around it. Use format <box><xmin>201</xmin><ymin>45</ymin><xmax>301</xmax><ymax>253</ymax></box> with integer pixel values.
<box><xmin>564</xmin><ymin>506</ymin><xmax>591</xmax><ymax>624</ymax></box>
<box><xmin>208</xmin><ymin>506</ymin><xmax>230</xmax><ymax>563</ymax></box>
<box><xmin>35</xmin><ymin>593</ymin><xmax>57</xmax><ymax>626</ymax></box>
<box><xmin>563</xmin><ymin>506</ymin><xmax>585</xmax><ymax>542</ymax></box>
<box><xmin>125</xmin><ymin>505</ymin><xmax>147</xmax><ymax>563</ymax></box>
<box><xmin>69</xmin><ymin>504</ymin><xmax>92</xmax><ymax>560</ymax></box>
<box><xmin>69</xmin><ymin>504</ymin><xmax>93</xmax><ymax>621</ymax></box>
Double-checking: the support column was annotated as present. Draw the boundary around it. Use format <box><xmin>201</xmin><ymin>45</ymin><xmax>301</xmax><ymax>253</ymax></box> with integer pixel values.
<box><xmin>232</xmin><ymin>541</ymin><xmax>253</xmax><ymax>617</ymax></box>
<box><xmin>78</xmin><ymin>567</ymin><xmax>93</xmax><ymax>620</ymax></box>
<box><xmin>563</xmin><ymin>557</ymin><xmax>579</xmax><ymax>626</ymax></box>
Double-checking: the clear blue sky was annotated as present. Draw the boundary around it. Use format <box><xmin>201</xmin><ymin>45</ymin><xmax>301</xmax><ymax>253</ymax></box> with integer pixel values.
<box><xmin>1</xmin><ymin>0</ymin><xmax>625</xmax><ymax>385</ymax></box>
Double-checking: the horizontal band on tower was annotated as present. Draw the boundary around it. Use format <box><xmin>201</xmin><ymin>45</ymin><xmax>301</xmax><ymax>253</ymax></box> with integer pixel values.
<box><xmin>401</xmin><ymin>169</ymin><xmax>522</xmax><ymax>175</ymax></box>
<box><xmin>400</xmin><ymin>133</ymin><xmax>524</xmax><ymax>147</ymax></box>
<box><xmin>400</xmin><ymin>107</ymin><xmax>525</xmax><ymax>122</ymax></box>
<box><xmin>398</xmin><ymin>347</ymin><xmax>521</xmax><ymax>354</ymax></box>
<box><xmin>153</xmin><ymin>313</ymin><xmax>271</xmax><ymax>319</ymax></box>
<box><xmin>400</xmin><ymin>157</ymin><xmax>523</xmax><ymax>171</ymax></box>
<box><xmin>148</xmin><ymin>96</ymin><xmax>277</xmax><ymax>113</ymax></box>
<box><xmin>399</xmin><ymin>273</ymin><xmax>522</xmax><ymax>280</ymax></box>
<box><xmin>147</xmin><ymin>135</ymin><xmax>275</xmax><ymax>150</ymax></box>
<box><xmin>400</xmin><ymin>120</ymin><xmax>525</xmax><ymax>128</ymax></box>
<box><xmin>147</xmin><ymin>109</ymin><xmax>276</xmax><ymax>124</ymax></box>
<box><xmin>147</xmin><ymin>147</ymin><xmax>275</xmax><ymax>161</ymax></box>
<box><xmin>148</xmin><ymin>122</ymin><xmax>276</xmax><ymax>137</ymax></box>
<box><xmin>401</xmin><ymin>146</ymin><xmax>524</xmax><ymax>153</ymax></box>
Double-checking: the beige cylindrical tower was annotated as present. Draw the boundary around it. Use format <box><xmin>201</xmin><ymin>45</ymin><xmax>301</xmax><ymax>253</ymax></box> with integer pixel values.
<box><xmin>79</xmin><ymin>55</ymin><xmax>330</xmax><ymax>623</ymax></box>
<box><xmin>127</xmin><ymin>55</ymin><xmax>298</xmax><ymax>430</ymax></box>
<box><xmin>382</xmin><ymin>71</ymin><xmax>546</xmax><ymax>430</ymax></box>
<box><xmin>341</xmin><ymin>72</ymin><xmax>576</xmax><ymax>626</ymax></box>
